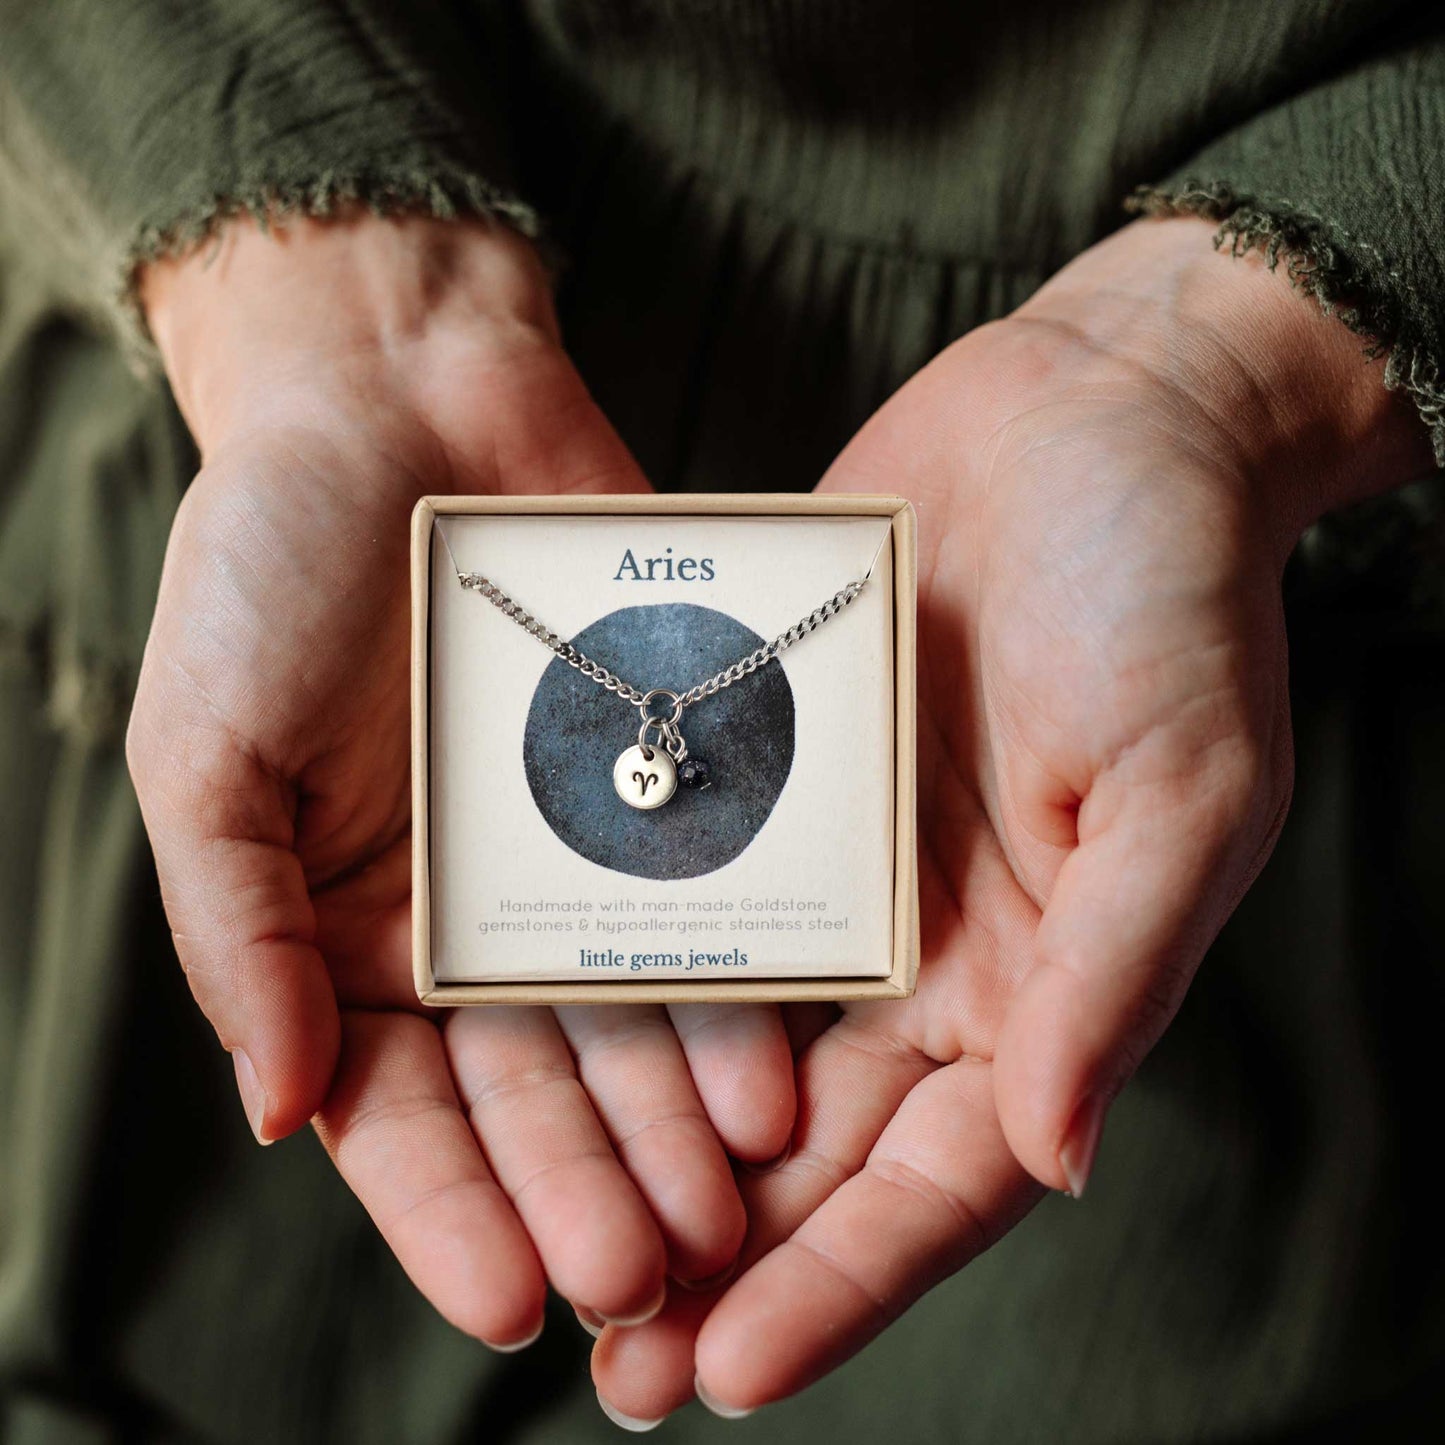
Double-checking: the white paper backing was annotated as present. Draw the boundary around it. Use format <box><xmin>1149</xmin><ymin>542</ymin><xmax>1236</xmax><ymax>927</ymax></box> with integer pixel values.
<box><xmin>428</xmin><ymin>513</ymin><xmax>896</xmax><ymax>981</ymax></box>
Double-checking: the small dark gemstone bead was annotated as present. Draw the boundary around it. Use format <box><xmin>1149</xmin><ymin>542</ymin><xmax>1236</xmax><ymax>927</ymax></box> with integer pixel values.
<box><xmin>678</xmin><ymin>757</ymin><xmax>713</xmax><ymax>790</ymax></box>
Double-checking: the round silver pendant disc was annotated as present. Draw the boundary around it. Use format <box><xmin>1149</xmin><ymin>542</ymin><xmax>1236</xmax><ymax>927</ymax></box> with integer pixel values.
<box><xmin>613</xmin><ymin>744</ymin><xmax>677</xmax><ymax>810</ymax></box>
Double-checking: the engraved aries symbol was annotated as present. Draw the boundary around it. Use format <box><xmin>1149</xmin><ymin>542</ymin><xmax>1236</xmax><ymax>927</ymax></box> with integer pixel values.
<box><xmin>632</xmin><ymin>769</ymin><xmax>659</xmax><ymax>795</ymax></box>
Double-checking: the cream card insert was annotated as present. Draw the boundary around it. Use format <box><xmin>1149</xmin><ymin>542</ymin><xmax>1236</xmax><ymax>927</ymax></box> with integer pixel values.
<box><xmin>429</xmin><ymin>513</ymin><xmax>895</xmax><ymax>982</ymax></box>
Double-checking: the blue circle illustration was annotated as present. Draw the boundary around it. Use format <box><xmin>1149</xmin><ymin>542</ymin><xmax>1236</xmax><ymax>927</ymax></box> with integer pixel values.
<box><xmin>523</xmin><ymin>604</ymin><xmax>795</xmax><ymax>880</ymax></box>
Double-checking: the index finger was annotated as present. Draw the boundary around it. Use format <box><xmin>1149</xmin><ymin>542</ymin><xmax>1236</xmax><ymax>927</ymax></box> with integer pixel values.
<box><xmin>127</xmin><ymin>702</ymin><xmax>339</xmax><ymax>1140</ymax></box>
<box><xmin>695</xmin><ymin>1060</ymin><xmax>1037</xmax><ymax>1410</ymax></box>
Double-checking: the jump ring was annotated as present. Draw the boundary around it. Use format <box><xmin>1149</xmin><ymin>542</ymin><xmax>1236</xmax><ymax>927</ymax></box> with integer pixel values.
<box><xmin>638</xmin><ymin>687</ymin><xmax>684</xmax><ymax>728</ymax></box>
<box><xmin>637</xmin><ymin>714</ymin><xmax>669</xmax><ymax>755</ymax></box>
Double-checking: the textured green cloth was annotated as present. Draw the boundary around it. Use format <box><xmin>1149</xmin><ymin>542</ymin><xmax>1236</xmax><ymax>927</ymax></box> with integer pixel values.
<box><xmin>2</xmin><ymin>2</ymin><xmax>1444</xmax><ymax>1441</ymax></box>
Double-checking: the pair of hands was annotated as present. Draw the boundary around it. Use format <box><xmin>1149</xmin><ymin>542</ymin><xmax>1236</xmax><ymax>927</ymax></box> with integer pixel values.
<box><xmin>127</xmin><ymin>210</ymin><xmax>1426</xmax><ymax>1423</ymax></box>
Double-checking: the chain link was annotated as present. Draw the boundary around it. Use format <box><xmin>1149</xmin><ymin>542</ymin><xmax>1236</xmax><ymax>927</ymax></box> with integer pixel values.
<box><xmin>458</xmin><ymin>572</ymin><xmax>867</xmax><ymax>714</ymax></box>
<box><xmin>676</xmin><ymin>580</ymin><xmax>866</xmax><ymax>706</ymax></box>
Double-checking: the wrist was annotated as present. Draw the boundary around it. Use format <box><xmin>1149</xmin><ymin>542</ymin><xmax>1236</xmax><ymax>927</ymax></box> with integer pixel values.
<box><xmin>141</xmin><ymin>209</ymin><xmax>559</xmax><ymax>455</ymax></box>
<box><xmin>1015</xmin><ymin>217</ymin><xmax>1433</xmax><ymax>552</ymax></box>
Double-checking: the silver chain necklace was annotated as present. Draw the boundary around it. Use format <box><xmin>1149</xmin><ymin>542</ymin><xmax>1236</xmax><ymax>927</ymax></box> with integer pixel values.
<box><xmin>457</xmin><ymin>569</ymin><xmax>868</xmax><ymax>809</ymax></box>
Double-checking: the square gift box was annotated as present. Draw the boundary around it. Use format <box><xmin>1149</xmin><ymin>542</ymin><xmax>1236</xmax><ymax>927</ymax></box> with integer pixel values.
<box><xmin>411</xmin><ymin>493</ymin><xmax>918</xmax><ymax>1004</ymax></box>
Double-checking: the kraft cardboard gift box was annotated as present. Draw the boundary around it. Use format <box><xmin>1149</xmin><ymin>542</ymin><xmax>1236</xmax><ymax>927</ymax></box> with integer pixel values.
<box><xmin>411</xmin><ymin>493</ymin><xmax>918</xmax><ymax>1005</ymax></box>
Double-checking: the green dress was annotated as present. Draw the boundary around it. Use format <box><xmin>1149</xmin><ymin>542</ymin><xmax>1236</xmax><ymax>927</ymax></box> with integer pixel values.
<box><xmin>2</xmin><ymin>3</ymin><xmax>1444</xmax><ymax>1440</ymax></box>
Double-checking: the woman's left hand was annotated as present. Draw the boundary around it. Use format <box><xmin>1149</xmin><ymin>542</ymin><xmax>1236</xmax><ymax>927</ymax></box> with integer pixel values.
<box><xmin>588</xmin><ymin>215</ymin><xmax>1433</xmax><ymax>1422</ymax></box>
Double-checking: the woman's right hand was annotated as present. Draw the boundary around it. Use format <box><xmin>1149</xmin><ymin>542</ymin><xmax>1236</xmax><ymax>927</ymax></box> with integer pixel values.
<box><xmin>127</xmin><ymin>212</ymin><xmax>796</xmax><ymax>1346</ymax></box>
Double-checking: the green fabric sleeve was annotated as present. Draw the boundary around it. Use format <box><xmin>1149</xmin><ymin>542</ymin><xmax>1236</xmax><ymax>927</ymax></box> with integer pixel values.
<box><xmin>1128</xmin><ymin>25</ymin><xmax>1445</xmax><ymax>467</ymax></box>
<box><xmin>0</xmin><ymin>0</ymin><xmax>539</xmax><ymax>349</ymax></box>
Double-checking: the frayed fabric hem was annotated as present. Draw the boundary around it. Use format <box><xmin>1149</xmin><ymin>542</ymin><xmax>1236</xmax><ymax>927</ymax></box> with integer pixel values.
<box><xmin>117</xmin><ymin>165</ymin><xmax>550</xmax><ymax>366</ymax></box>
<box><xmin>1127</xmin><ymin>181</ymin><xmax>1445</xmax><ymax>469</ymax></box>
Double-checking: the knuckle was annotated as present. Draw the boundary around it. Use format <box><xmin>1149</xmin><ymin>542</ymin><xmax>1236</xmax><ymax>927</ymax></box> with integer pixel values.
<box><xmin>1127</xmin><ymin>968</ymin><xmax>1189</xmax><ymax>1064</ymax></box>
<box><xmin>1033</xmin><ymin>927</ymin><xmax>1094</xmax><ymax>988</ymax></box>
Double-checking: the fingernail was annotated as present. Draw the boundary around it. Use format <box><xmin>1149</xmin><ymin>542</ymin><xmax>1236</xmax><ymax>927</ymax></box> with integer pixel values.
<box><xmin>231</xmin><ymin>1049</ymin><xmax>273</xmax><ymax>1146</ymax></box>
<box><xmin>674</xmin><ymin>1258</ymin><xmax>738</xmax><ymax>1292</ymax></box>
<box><xmin>740</xmin><ymin>1138</ymin><xmax>792</xmax><ymax>1175</ymax></box>
<box><xmin>596</xmin><ymin>1390</ymin><xmax>665</xmax><ymax>1432</ymax></box>
<box><xmin>575</xmin><ymin>1305</ymin><xmax>604</xmax><ymax>1339</ymax></box>
<box><xmin>486</xmin><ymin>1318</ymin><xmax>544</xmax><ymax>1354</ymax></box>
<box><xmin>600</xmin><ymin>1283</ymin><xmax>666</xmax><ymax>1327</ymax></box>
<box><xmin>1060</xmin><ymin>1092</ymin><xmax>1107</xmax><ymax>1199</ymax></box>
<box><xmin>695</xmin><ymin>1375</ymin><xmax>755</xmax><ymax>1420</ymax></box>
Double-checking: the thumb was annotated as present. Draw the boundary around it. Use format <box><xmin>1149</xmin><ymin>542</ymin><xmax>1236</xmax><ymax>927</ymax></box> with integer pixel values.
<box><xmin>992</xmin><ymin>732</ymin><xmax>1289</xmax><ymax>1197</ymax></box>
<box><xmin>127</xmin><ymin>703</ymin><xmax>340</xmax><ymax>1144</ymax></box>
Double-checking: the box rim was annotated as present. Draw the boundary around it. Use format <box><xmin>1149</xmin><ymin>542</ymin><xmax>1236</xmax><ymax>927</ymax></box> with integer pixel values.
<box><xmin>412</xmin><ymin>493</ymin><xmax>919</xmax><ymax>1003</ymax></box>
